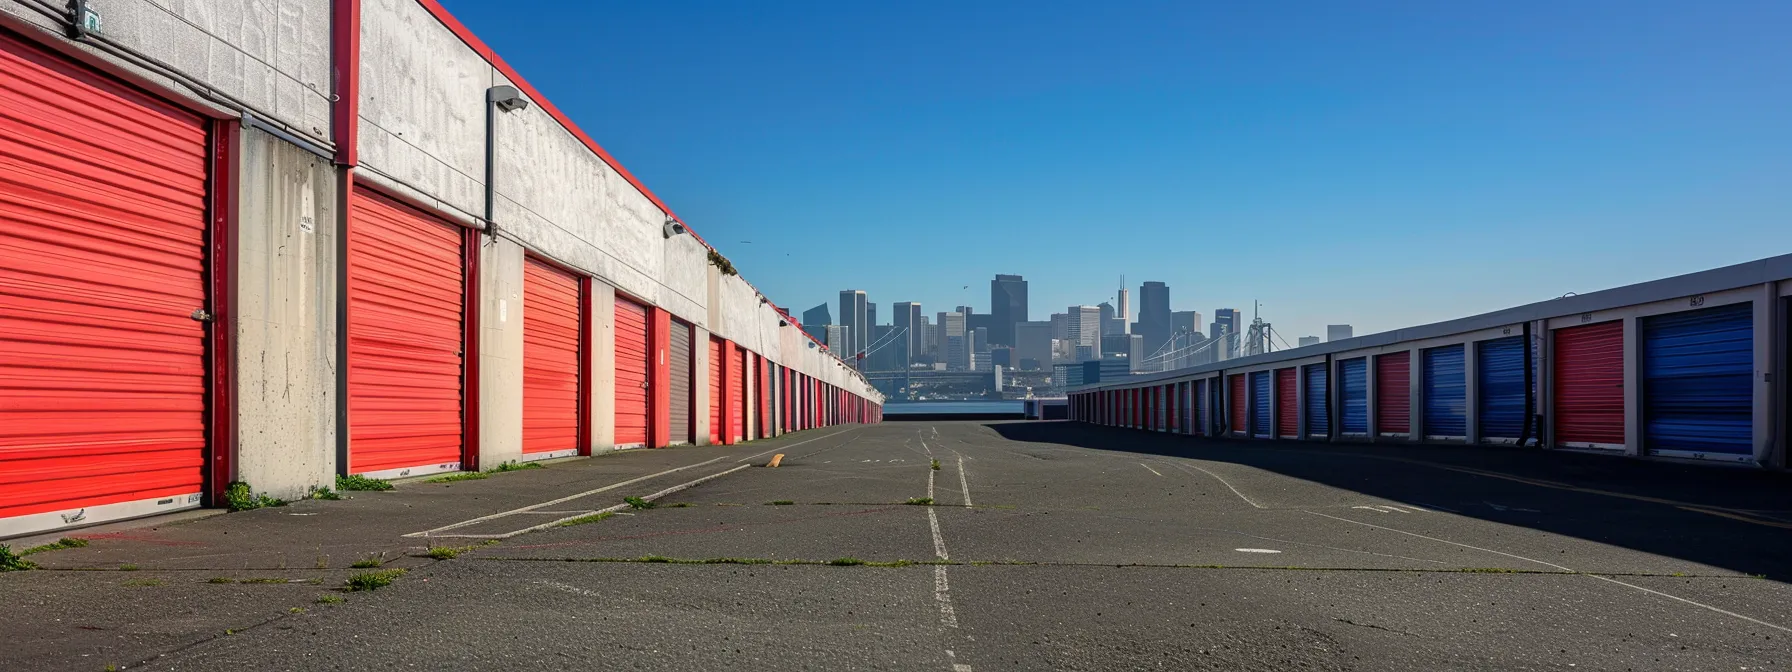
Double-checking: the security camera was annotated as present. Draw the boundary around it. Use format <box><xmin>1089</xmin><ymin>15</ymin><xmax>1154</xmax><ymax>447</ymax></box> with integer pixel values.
<box><xmin>663</xmin><ymin>217</ymin><xmax>687</xmax><ymax>239</ymax></box>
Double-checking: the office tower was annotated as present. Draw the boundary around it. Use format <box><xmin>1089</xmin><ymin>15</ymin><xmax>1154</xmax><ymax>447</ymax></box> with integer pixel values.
<box><xmin>1116</xmin><ymin>280</ymin><xmax>1131</xmax><ymax>329</ymax></box>
<box><xmin>1098</xmin><ymin>302</ymin><xmax>1120</xmax><ymax>336</ymax></box>
<box><xmin>1172</xmin><ymin>310</ymin><xmax>1202</xmax><ymax>336</ymax></box>
<box><xmin>940</xmin><ymin>311</ymin><xmax>968</xmax><ymax>371</ymax></box>
<box><xmin>919</xmin><ymin>315</ymin><xmax>935</xmax><ymax>358</ymax></box>
<box><xmin>990</xmin><ymin>274</ymin><xmax>1027</xmax><ymax>346</ymax></box>
<box><xmin>1328</xmin><ymin>324</ymin><xmax>1354</xmax><ymax>342</ymax></box>
<box><xmin>802</xmin><ymin>303</ymin><xmax>831</xmax><ymax>342</ymax></box>
<box><xmin>1014</xmin><ymin>321</ymin><xmax>1052</xmax><ymax>370</ymax></box>
<box><xmin>1213</xmin><ymin>308</ymin><xmax>1240</xmax><ymax>359</ymax></box>
<box><xmin>839</xmin><ymin>290</ymin><xmax>867</xmax><ymax>357</ymax></box>
<box><xmin>824</xmin><ymin>325</ymin><xmax>848</xmax><ymax>354</ymax></box>
<box><xmin>1100</xmin><ymin>355</ymin><xmax>1132</xmax><ymax>381</ymax></box>
<box><xmin>971</xmin><ymin>327</ymin><xmax>990</xmax><ymax>372</ymax></box>
<box><xmin>1050</xmin><ymin>313</ymin><xmax>1069</xmax><ymax>342</ymax></box>
<box><xmin>967</xmin><ymin>312</ymin><xmax>993</xmax><ymax>339</ymax></box>
<box><xmin>869</xmin><ymin>324</ymin><xmax>893</xmax><ymax>370</ymax></box>
<box><xmin>1136</xmin><ymin>281</ymin><xmax>1171</xmax><ymax>358</ymax></box>
<box><xmin>1067</xmin><ymin>305</ymin><xmax>1102</xmax><ymax>354</ymax></box>
<box><xmin>1299</xmin><ymin>336</ymin><xmax>1321</xmax><ymax>347</ymax></box>
<box><xmin>867</xmin><ymin>303</ymin><xmax>877</xmax><ymax>329</ymax></box>
<box><xmin>1074</xmin><ymin>344</ymin><xmax>1096</xmax><ymax>362</ymax></box>
<box><xmin>991</xmin><ymin>347</ymin><xmax>1012</xmax><ymax>369</ymax></box>
<box><xmin>894</xmin><ymin>302</ymin><xmax>921</xmax><ymax>369</ymax></box>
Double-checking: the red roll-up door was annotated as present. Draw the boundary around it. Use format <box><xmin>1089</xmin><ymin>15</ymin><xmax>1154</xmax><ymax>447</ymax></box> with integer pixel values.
<box><xmin>1276</xmin><ymin>368</ymin><xmax>1298</xmax><ymax>438</ymax></box>
<box><xmin>613</xmin><ymin>297</ymin><xmax>650</xmax><ymax>447</ymax></box>
<box><xmin>708</xmin><ymin>338</ymin><xmax>722</xmax><ymax>444</ymax></box>
<box><xmin>348</xmin><ymin>191</ymin><xmax>465</xmax><ymax>476</ymax></box>
<box><xmin>1376</xmin><ymin>352</ymin><xmax>1411</xmax><ymax>435</ymax></box>
<box><xmin>1554</xmin><ymin>321</ymin><xmax>1624</xmax><ymax>448</ymax></box>
<box><xmin>1229</xmin><ymin>375</ymin><xmax>1247</xmax><ymax>433</ymax></box>
<box><xmin>758</xmin><ymin>356</ymin><xmax>770</xmax><ymax>438</ymax></box>
<box><xmin>522</xmin><ymin>259</ymin><xmax>580</xmax><ymax>457</ymax></box>
<box><xmin>0</xmin><ymin>34</ymin><xmax>211</xmax><ymax>534</ymax></box>
<box><xmin>731</xmin><ymin>349</ymin><xmax>747</xmax><ymax>441</ymax></box>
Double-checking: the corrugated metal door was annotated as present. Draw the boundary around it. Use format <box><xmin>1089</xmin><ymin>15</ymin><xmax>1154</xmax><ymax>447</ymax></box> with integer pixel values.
<box><xmin>1422</xmin><ymin>345</ymin><xmax>1466</xmax><ymax>439</ymax></box>
<box><xmin>1376</xmin><ymin>352</ymin><xmax>1411</xmax><ymax>436</ymax></box>
<box><xmin>521</xmin><ymin>259</ymin><xmax>580</xmax><ymax>458</ymax></box>
<box><xmin>348</xmin><ymin>191</ymin><xmax>465</xmax><ymax>476</ymax></box>
<box><xmin>667</xmin><ymin>320</ymin><xmax>693</xmax><ymax>445</ymax></box>
<box><xmin>1340</xmin><ymin>358</ymin><xmax>1368</xmax><ymax>435</ymax></box>
<box><xmin>1194</xmin><ymin>380</ymin><xmax>1207</xmax><ymax>436</ymax></box>
<box><xmin>731</xmin><ymin>348</ymin><xmax>746</xmax><ymax>441</ymax></box>
<box><xmin>1553</xmin><ymin>321</ymin><xmax>1624</xmax><ymax>448</ymax></box>
<box><xmin>613</xmin><ymin>298</ymin><xmax>650</xmax><ymax>447</ymax></box>
<box><xmin>1230</xmin><ymin>375</ymin><xmax>1246</xmax><ymax>433</ymax></box>
<box><xmin>1304</xmin><ymin>364</ymin><xmax>1328</xmax><ymax>437</ymax></box>
<box><xmin>708</xmin><ymin>338</ymin><xmax>722</xmax><ymax>443</ymax></box>
<box><xmin>1476</xmin><ymin>336</ymin><xmax>1526</xmax><ymax>441</ymax></box>
<box><xmin>1251</xmin><ymin>371</ymin><xmax>1271</xmax><ymax>438</ymax></box>
<box><xmin>1275</xmin><ymin>369</ymin><xmax>1297</xmax><ymax>438</ymax></box>
<box><xmin>0</xmin><ymin>34</ymin><xmax>211</xmax><ymax>533</ymax></box>
<box><xmin>1642</xmin><ymin>304</ymin><xmax>1753</xmax><ymax>456</ymax></box>
<box><xmin>1157</xmin><ymin>386</ymin><xmax>1168</xmax><ymax>431</ymax></box>
<box><xmin>1179</xmin><ymin>382</ymin><xmax>1191</xmax><ymax>434</ymax></box>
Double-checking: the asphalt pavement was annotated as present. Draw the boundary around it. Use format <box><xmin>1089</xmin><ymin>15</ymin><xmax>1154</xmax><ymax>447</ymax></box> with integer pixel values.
<box><xmin>6</xmin><ymin>421</ymin><xmax>1792</xmax><ymax>671</ymax></box>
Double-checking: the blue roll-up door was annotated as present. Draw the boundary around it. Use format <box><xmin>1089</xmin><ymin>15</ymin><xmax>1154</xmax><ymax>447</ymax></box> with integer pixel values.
<box><xmin>1304</xmin><ymin>363</ymin><xmax>1328</xmax><ymax>437</ymax></box>
<box><xmin>1339</xmin><ymin>358</ymin><xmax>1368</xmax><ymax>434</ymax></box>
<box><xmin>1477</xmin><ymin>336</ymin><xmax>1526</xmax><ymax>441</ymax></box>
<box><xmin>1194</xmin><ymin>380</ymin><xmax>1206</xmax><ymax>436</ymax></box>
<box><xmin>1250</xmin><ymin>371</ymin><xmax>1271</xmax><ymax>437</ymax></box>
<box><xmin>1642</xmin><ymin>303</ymin><xmax>1753</xmax><ymax>456</ymax></box>
<box><xmin>1423</xmin><ymin>345</ymin><xmax>1467</xmax><ymax>438</ymax></box>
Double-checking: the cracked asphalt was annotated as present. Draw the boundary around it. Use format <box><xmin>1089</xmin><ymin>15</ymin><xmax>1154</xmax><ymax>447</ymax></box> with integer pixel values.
<box><xmin>7</xmin><ymin>421</ymin><xmax>1792</xmax><ymax>670</ymax></box>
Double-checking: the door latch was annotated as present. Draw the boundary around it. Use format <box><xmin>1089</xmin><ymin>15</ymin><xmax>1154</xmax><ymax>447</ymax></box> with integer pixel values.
<box><xmin>190</xmin><ymin>309</ymin><xmax>214</xmax><ymax>323</ymax></box>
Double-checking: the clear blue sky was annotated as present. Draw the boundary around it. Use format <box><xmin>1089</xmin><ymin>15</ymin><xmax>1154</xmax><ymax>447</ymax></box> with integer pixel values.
<box><xmin>440</xmin><ymin>0</ymin><xmax>1789</xmax><ymax>339</ymax></box>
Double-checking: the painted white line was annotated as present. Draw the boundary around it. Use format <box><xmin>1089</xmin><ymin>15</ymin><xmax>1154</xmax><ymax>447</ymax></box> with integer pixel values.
<box><xmin>934</xmin><ymin>565</ymin><xmax>960</xmax><ymax>628</ymax></box>
<box><xmin>928</xmin><ymin>506</ymin><xmax>949</xmax><ymax>560</ymax></box>
<box><xmin>1168</xmin><ymin>462</ymin><xmax>1266</xmax><ymax>509</ymax></box>
<box><xmin>414</xmin><ymin>465</ymin><xmax>751</xmax><ymax>539</ymax></box>
<box><xmin>534</xmin><ymin>579</ymin><xmax>599</xmax><ymax>597</ymax></box>
<box><xmin>1140</xmin><ymin>463</ymin><xmax>1164</xmax><ymax>477</ymax></box>
<box><xmin>1234</xmin><ymin>548</ymin><xmax>1282</xmax><ymax>554</ymax></box>
<box><xmin>946</xmin><ymin>649</ymin><xmax>972</xmax><ymax>672</ymax></box>
<box><xmin>1304</xmin><ymin>510</ymin><xmax>1792</xmax><ymax>634</ymax></box>
<box><xmin>956</xmin><ymin>455</ymin><xmax>972</xmax><ymax>508</ymax></box>
<box><xmin>404</xmin><ymin>456</ymin><xmax>731</xmax><ymax>537</ymax></box>
<box><xmin>735</xmin><ymin>427</ymin><xmax>857</xmax><ymax>462</ymax></box>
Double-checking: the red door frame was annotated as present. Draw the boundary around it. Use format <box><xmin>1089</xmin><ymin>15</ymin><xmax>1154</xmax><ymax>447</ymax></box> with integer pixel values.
<box><xmin>650</xmin><ymin>307</ymin><xmax>670</xmax><ymax>448</ymax></box>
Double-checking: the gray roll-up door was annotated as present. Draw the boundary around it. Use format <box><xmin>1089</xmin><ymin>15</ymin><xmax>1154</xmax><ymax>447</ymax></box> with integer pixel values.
<box><xmin>668</xmin><ymin>320</ymin><xmax>694</xmax><ymax>444</ymax></box>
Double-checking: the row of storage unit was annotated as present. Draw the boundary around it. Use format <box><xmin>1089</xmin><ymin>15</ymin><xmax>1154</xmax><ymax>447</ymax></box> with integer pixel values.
<box><xmin>0</xmin><ymin>7</ymin><xmax>881</xmax><ymax>539</ymax></box>
<box><xmin>1070</xmin><ymin>259</ymin><xmax>1791</xmax><ymax>469</ymax></box>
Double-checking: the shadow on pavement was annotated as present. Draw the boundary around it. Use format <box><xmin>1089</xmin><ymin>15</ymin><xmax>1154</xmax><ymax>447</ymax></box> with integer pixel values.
<box><xmin>987</xmin><ymin>420</ymin><xmax>1792</xmax><ymax>581</ymax></box>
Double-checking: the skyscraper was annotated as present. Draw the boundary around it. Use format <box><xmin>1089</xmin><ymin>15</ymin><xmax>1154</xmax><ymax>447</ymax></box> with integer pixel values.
<box><xmin>989</xmin><ymin>274</ymin><xmax>1027</xmax><ymax>347</ymax></box>
<box><xmin>1212</xmin><ymin>308</ymin><xmax>1239</xmax><ymax>359</ymax></box>
<box><xmin>839</xmin><ymin>290</ymin><xmax>867</xmax><ymax>357</ymax></box>
<box><xmin>1116</xmin><ymin>280</ymin><xmax>1131</xmax><ymax>331</ymax></box>
<box><xmin>867</xmin><ymin>303</ymin><xmax>878</xmax><ymax>329</ymax></box>
<box><xmin>1098</xmin><ymin>302</ymin><xmax>1125</xmax><ymax>336</ymax></box>
<box><xmin>802</xmin><ymin>303</ymin><xmax>831</xmax><ymax>343</ymax></box>
<box><xmin>824</xmin><ymin>325</ymin><xmax>848</xmax><ymax>354</ymax></box>
<box><xmin>1172</xmin><ymin>310</ymin><xmax>1203</xmax><ymax>336</ymax></box>
<box><xmin>1067</xmin><ymin>305</ymin><xmax>1102</xmax><ymax>356</ymax></box>
<box><xmin>1299</xmin><ymin>336</ymin><xmax>1321</xmax><ymax>347</ymax></box>
<box><xmin>939</xmin><ymin>311</ymin><xmax>968</xmax><ymax>371</ymax></box>
<box><xmin>1014</xmin><ymin>321</ymin><xmax>1052</xmax><ymax>370</ymax></box>
<box><xmin>1328</xmin><ymin>324</ymin><xmax>1354</xmax><ymax>342</ymax></box>
<box><xmin>894</xmin><ymin>302</ymin><xmax>921</xmax><ymax>370</ymax></box>
<box><xmin>1137</xmin><ymin>281</ymin><xmax>1171</xmax><ymax>359</ymax></box>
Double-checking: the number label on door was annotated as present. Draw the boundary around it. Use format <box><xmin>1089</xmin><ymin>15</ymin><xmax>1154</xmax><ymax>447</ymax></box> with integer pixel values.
<box><xmin>1689</xmin><ymin>295</ymin><xmax>1706</xmax><ymax>307</ymax></box>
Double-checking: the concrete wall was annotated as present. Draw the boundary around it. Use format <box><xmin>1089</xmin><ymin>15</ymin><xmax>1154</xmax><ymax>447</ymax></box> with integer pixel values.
<box><xmin>479</xmin><ymin>236</ymin><xmax>525</xmax><ymax>466</ymax></box>
<box><xmin>232</xmin><ymin>126</ymin><xmax>338</xmax><ymax>499</ymax></box>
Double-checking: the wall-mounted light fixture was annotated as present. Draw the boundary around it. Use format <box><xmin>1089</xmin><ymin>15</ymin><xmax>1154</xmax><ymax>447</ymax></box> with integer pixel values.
<box><xmin>778</xmin><ymin>319</ymin><xmax>789</xmax><ymax>327</ymax></box>
<box><xmin>663</xmin><ymin>216</ymin><xmax>687</xmax><ymax>239</ymax></box>
<box><xmin>485</xmin><ymin>86</ymin><xmax>530</xmax><ymax>236</ymax></box>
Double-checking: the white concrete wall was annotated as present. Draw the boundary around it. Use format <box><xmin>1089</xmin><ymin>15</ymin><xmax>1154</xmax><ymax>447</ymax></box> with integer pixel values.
<box><xmin>479</xmin><ymin>235</ymin><xmax>525</xmax><ymax>466</ymax></box>
<box><xmin>233</xmin><ymin>126</ymin><xmax>337</xmax><ymax>499</ymax></box>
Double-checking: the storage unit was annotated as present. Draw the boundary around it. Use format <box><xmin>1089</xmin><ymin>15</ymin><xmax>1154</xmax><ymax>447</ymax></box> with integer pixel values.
<box><xmin>0</xmin><ymin>33</ymin><xmax>213</xmax><ymax>534</ymax></box>
<box><xmin>613</xmin><ymin>297</ymin><xmax>651</xmax><ymax>448</ymax></box>
<box><xmin>1275</xmin><ymin>368</ymin><xmax>1298</xmax><ymax>438</ymax></box>
<box><xmin>1194</xmin><ymin>379</ymin><xmax>1208</xmax><ymax>436</ymax></box>
<box><xmin>667</xmin><ymin>320</ymin><xmax>693</xmax><ymax>445</ymax></box>
<box><xmin>1339</xmin><ymin>358</ymin><xmax>1368</xmax><ymax>435</ymax></box>
<box><xmin>1376</xmin><ymin>352</ymin><xmax>1411</xmax><ymax>436</ymax></box>
<box><xmin>1251</xmin><ymin>371</ymin><xmax>1272</xmax><ymax>438</ymax></box>
<box><xmin>1157</xmin><ymin>386</ymin><xmax>1169</xmax><ymax>431</ymax></box>
<box><xmin>707</xmin><ymin>338</ymin><xmax>722</xmax><ymax>444</ymax></box>
<box><xmin>1553</xmin><ymin>321</ymin><xmax>1624</xmax><ymax>448</ymax></box>
<box><xmin>348</xmin><ymin>191</ymin><xmax>466</xmax><ymax>476</ymax></box>
<box><xmin>521</xmin><ymin>258</ymin><xmax>581</xmax><ymax>458</ymax></box>
<box><xmin>1641</xmin><ymin>303</ymin><xmax>1754</xmax><ymax>457</ymax></box>
<box><xmin>1476</xmin><ymin>336</ymin><xmax>1527</xmax><ymax>442</ymax></box>
<box><xmin>1230</xmin><ymin>375</ymin><xmax>1247</xmax><ymax>433</ymax></box>
<box><xmin>731</xmin><ymin>347</ymin><xmax>747</xmax><ymax>441</ymax></box>
<box><xmin>1422</xmin><ymin>345</ymin><xmax>1467</xmax><ymax>439</ymax></box>
<box><xmin>1179</xmin><ymin>382</ymin><xmax>1191</xmax><ymax>434</ymax></box>
<box><xmin>1304</xmin><ymin>363</ymin><xmax>1328</xmax><ymax>438</ymax></box>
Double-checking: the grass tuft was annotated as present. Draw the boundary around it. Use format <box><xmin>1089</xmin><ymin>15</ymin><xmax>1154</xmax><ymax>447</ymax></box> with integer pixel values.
<box><xmin>345</xmin><ymin>568</ymin><xmax>407</xmax><ymax>592</ymax></box>
<box><xmin>931</xmin><ymin>459</ymin><xmax>941</xmax><ymax>470</ymax></box>
<box><xmin>21</xmin><ymin>537</ymin><xmax>89</xmax><ymax>556</ymax></box>
<box><xmin>307</xmin><ymin>486</ymin><xmax>341</xmax><ymax>500</ymax></box>
<box><xmin>225</xmin><ymin>482</ymin><xmax>287</xmax><ymax>512</ymax></box>
<box><xmin>118</xmin><ymin>564</ymin><xmax>139</xmax><ymax>571</ymax></box>
<box><xmin>424</xmin><ymin>540</ymin><xmax>497</xmax><ymax>560</ymax></box>
<box><xmin>207</xmin><ymin>577</ymin><xmax>236</xmax><ymax>584</ymax></box>
<box><xmin>426</xmin><ymin>472</ymin><xmax>489</xmax><ymax>484</ymax></box>
<box><xmin>288</xmin><ymin>607</ymin><xmax>306</xmax><ymax>614</ymax></box>
<box><xmin>335</xmin><ymin>474</ymin><xmax>394</xmax><ymax>491</ymax></box>
<box><xmin>487</xmin><ymin>461</ymin><xmax>544</xmax><ymax>473</ymax></box>
<box><xmin>905</xmin><ymin>497</ymin><xmax>934</xmax><ymax>506</ymax></box>
<box><xmin>557</xmin><ymin>512</ymin><xmax>615</xmax><ymax>527</ymax></box>
<box><xmin>624</xmin><ymin>496</ymin><xmax>656</xmax><ymax>510</ymax></box>
<box><xmin>316</xmin><ymin>594</ymin><xmax>345</xmax><ymax>605</ymax></box>
<box><xmin>829</xmin><ymin>557</ymin><xmax>865</xmax><ymax>566</ymax></box>
<box><xmin>349</xmin><ymin>556</ymin><xmax>383</xmax><ymax>569</ymax></box>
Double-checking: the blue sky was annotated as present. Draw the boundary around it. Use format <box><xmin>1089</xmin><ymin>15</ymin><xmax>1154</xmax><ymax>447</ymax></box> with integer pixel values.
<box><xmin>440</xmin><ymin>0</ymin><xmax>1790</xmax><ymax>339</ymax></box>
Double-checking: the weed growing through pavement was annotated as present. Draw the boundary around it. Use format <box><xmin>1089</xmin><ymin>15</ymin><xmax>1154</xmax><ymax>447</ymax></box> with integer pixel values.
<box><xmin>624</xmin><ymin>496</ymin><xmax>656</xmax><ymax>510</ymax></box>
<box><xmin>118</xmin><ymin>564</ymin><xmax>139</xmax><ymax>571</ymax></box>
<box><xmin>931</xmin><ymin>459</ymin><xmax>941</xmax><ymax>470</ymax></box>
<box><xmin>557</xmin><ymin>512</ymin><xmax>614</xmax><ymax>527</ymax></box>
<box><xmin>316</xmin><ymin>594</ymin><xmax>345</xmax><ymax>604</ymax></box>
<box><xmin>225</xmin><ymin>482</ymin><xmax>286</xmax><ymax>511</ymax></box>
<box><xmin>288</xmin><ymin>607</ymin><xmax>306</xmax><ymax>614</ymax></box>
<box><xmin>424</xmin><ymin>540</ymin><xmax>498</xmax><ymax>559</ymax></box>
<box><xmin>335</xmin><ymin>474</ymin><xmax>394</xmax><ymax>491</ymax></box>
<box><xmin>426</xmin><ymin>472</ymin><xmax>489</xmax><ymax>483</ymax></box>
<box><xmin>829</xmin><ymin>557</ymin><xmax>865</xmax><ymax>566</ymax></box>
<box><xmin>766</xmin><ymin>500</ymin><xmax>795</xmax><ymax>506</ymax></box>
<box><xmin>345</xmin><ymin>568</ymin><xmax>407</xmax><ymax>591</ymax></box>
<box><xmin>905</xmin><ymin>497</ymin><xmax>934</xmax><ymax>506</ymax></box>
<box><xmin>307</xmin><ymin>486</ymin><xmax>341</xmax><ymax>500</ymax></box>
<box><xmin>20</xmin><ymin>538</ymin><xmax>88</xmax><ymax>555</ymax></box>
<box><xmin>350</xmin><ymin>555</ymin><xmax>383</xmax><ymax>569</ymax></box>
<box><xmin>487</xmin><ymin>461</ymin><xmax>544</xmax><ymax>473</ymax></box>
